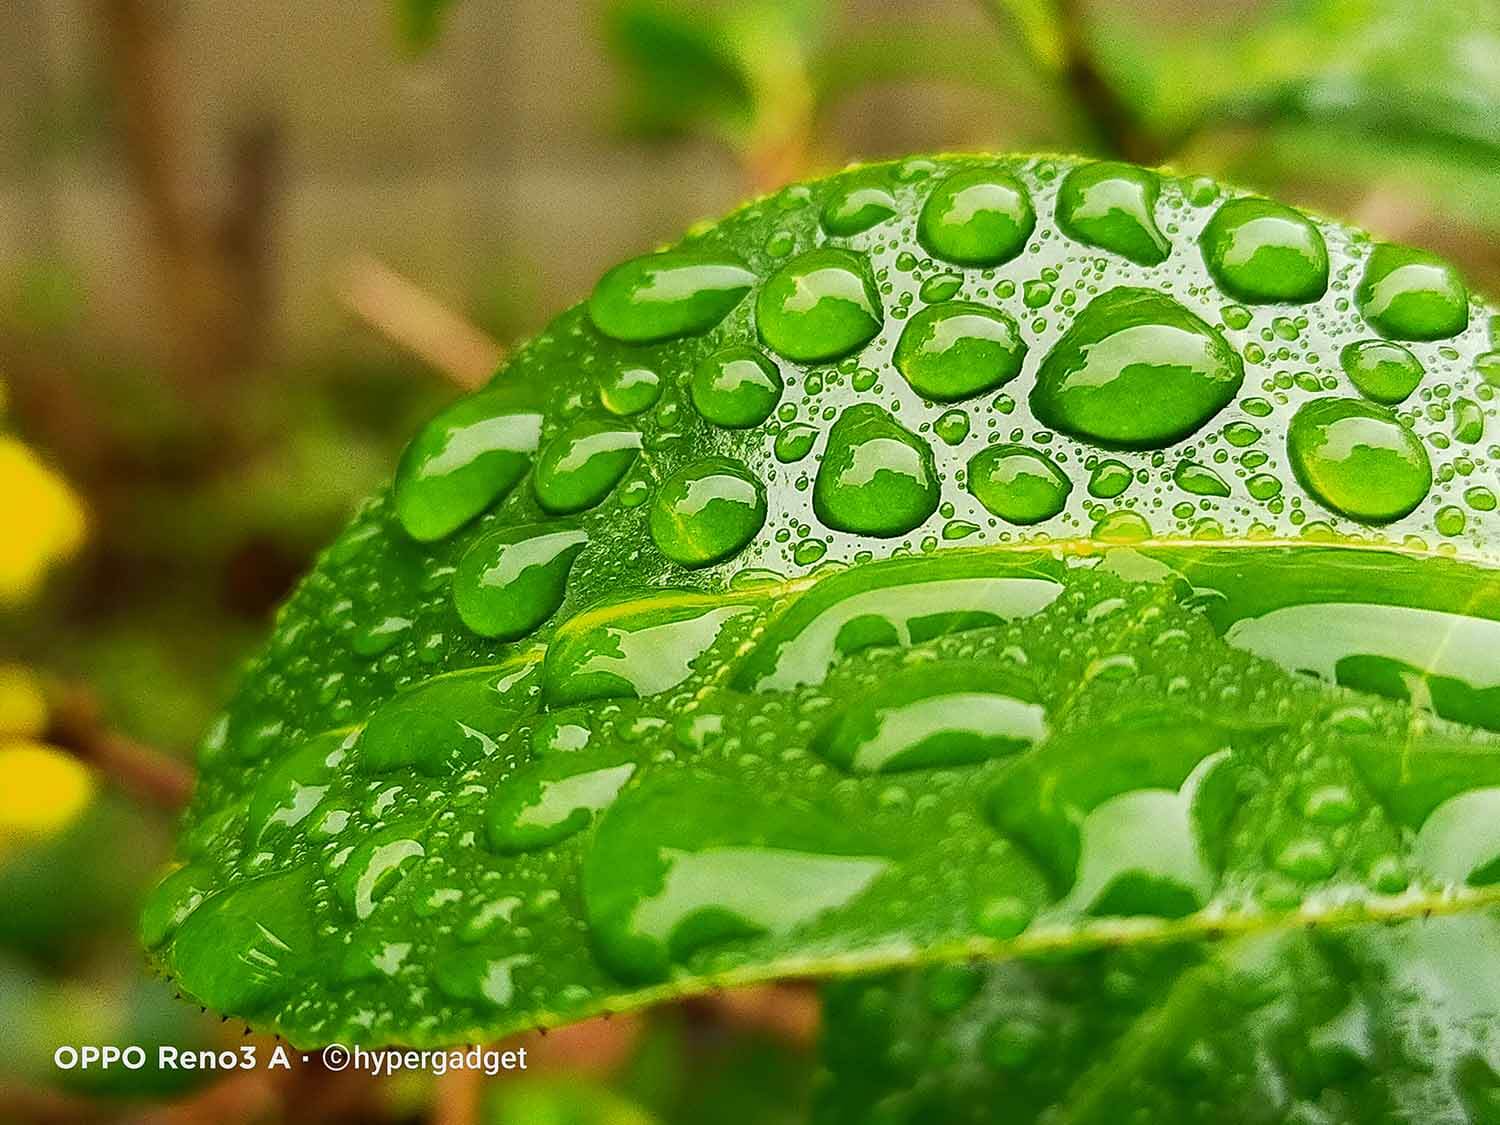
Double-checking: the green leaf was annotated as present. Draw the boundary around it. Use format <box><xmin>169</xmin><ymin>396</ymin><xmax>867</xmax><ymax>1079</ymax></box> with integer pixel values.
<box><xmin>147</xmin><ymin>155</ymin><xmax>1500</xmax><ymax>1052</ymax></box>
<box><xmin>394</xmin><ymin>0</ymin><xmax>457</xmax><ymax>53</ymax></box>
<box><xmin>816</xmin><ymin>911</ymin><xmax>1500</xmax><ymax>1122</ymax></box>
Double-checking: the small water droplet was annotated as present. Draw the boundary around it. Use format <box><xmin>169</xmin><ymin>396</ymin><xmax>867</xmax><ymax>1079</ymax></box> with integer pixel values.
<box><xmin>917</xmin><ymin>168</ymin><xmax>1035</xmax><ymax>266</ymax></box>
<box><xmin>1056</xmin><ymin>161</ymin><xmax>1170</xmax><ymax>265</ymax></box>
<box><xmin>756</xmin><ymin>248</ymin><xmax>883</xmax><ymax>362</ymax></box>
<box><xmin>690</xmin><ymin>346</ymin><xmax>783</xmax><ymax>428</ymax></box>
<box><xmin>1356</xmin><ymin>244</ymin><xmax>1468</xmax><ymax>341</ymax></box>
<box><xmin>589</xmin><ymin>250</ymin><xmax>755</xmax><ymax>342</ymax></box>
<box><xmin>1200</xmin><ymin>197</ymin><xmax>1328</xmax><ymax>304</ymax></box>
<box><xmin>454</xmin><ymin>524</ymin><xmax>587</xmax><ymax>639</ymax></box>
<box><xmin>649</xmin><ymin>458</ymin><xmax>767</xmax><ymax>567</ymax></box>
<box><xmin>893</xmin><ymin>302</ymin><xmax>1026</xmax><ymax>402</ymax></box>
<box><xmin>813</xmin><ymin>404</ymin><xmax>939</xmax><ymax>536</ymax></box>
<box><xmin>968</xmin><ymin>444</ymin><xmax>1071</xmax><ymax>524</ymax></box>
<box><xmin>533</xmin><ymin>419</ymin><xmax>642</xmax><ymax>514</ymax></box>
<box><xmin>1287</xmin><ymin>398</ymin><xmax>1431</xmax><ymax>523</ymax></box>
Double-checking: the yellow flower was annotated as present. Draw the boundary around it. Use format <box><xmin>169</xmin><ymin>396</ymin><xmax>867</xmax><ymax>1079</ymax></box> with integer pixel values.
<box><xmin>0</xmin><ymin>436</ymin><xmax>86</xmax><ymax>603</ymax></box>
<box><xmin>0</xmin><ymin>663</ymin><xmax>48</xmax><ymax>739</ymax></box>
<box><xmin>0</xmin><ymin>742</ymin><xmax>95</xmax><ymax>842</ymax></box>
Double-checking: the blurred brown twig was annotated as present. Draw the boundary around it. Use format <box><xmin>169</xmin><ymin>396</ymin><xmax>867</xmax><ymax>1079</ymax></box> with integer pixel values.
<box><xmin>335</xmin><ymin>255</ymin><xmax>503</xmax><ymax>390</ymax></box>
<box><xmin>45</xmin><ymin>683</ymin><xmax>194</xmax><ymax>812</ymax></box>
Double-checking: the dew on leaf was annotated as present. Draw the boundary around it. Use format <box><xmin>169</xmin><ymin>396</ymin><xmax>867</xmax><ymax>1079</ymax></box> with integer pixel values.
<box><xmin>454</xmin><ymin>524</ymin><xmax>587</xmax><ymax>640</ymax></box>
<box><xmin>917</xmin><ymin>168</ymin><xmax>1035</xmax><ymax>266</ymax></box>
<box><xmin>967</xmin><ymin>444</ymin><xmax>1071</xmax><ymax>524</ymax></box>
<box><xmin>649</xmin><ymin>458</ymin><xmax>767</xmax><ymax>567</ymax></box>
<box><xmin>814</xmin><ymin>661</ymin><xmax>1046</xmax><ymax>773</ymax></box>
<box><xmin>1340</xmin><ymin>340</ymin><xmax>1425</xmax><ymax>404</ymax></box>
<box><xmin>690</xmin><ymin>346</ymin><xmax>783</xmax><ymax>428</ymax></box>
<box><xmin>1356</xmin><ymin>244</ymin><xmax>1469</xmax><ymax>341</ymax></box>
<box><xmin>1286</xmin><ymin>398</ymin><xmax>1431</xmax><ymax>523</ymax></box>
<box><xmin>393</xmin><ymin>387</ymin><xmax>543</xmax><ymax>542</ymax></box>
<box><xmin>588</xmin><ymin>250</ymin><xmax>755</xmax><ymax>343</ymax></box>
<box><xmin>813</xmin><ymin>404</ymin><xmax>939</xmax><ymax>536</ymax></box>
<box><xmin>487</xmin><ymin>758</ymin><xmax>636</xmax><ymax>854</ymax></box>
<box><xmin>599</xmin><ymin>365</ymin><xmax>663</xmax><ymax>416</ymax></box>
<box><xmin>756</xmin><ymin>248</ymin><xmax>883</xmax><ymax>362</ymax></box>
<box><xmin>1056</xmin><ymin>161</ymin><xmax>1170</xmax><ymax>265</ymax></box>
<box><xmin>893</xmin><ymin>302</ymin><xmax>1026</xmax><ymax>402</ymax></box>
<box><xmin>533</xmin><ymin>418</ymin><xmax>642</xmax><ymax>514</ymax></box>
<box><xmin>1200</xmin><ymin>198</ymin><xmax>1328</xmax><ymax>304</ymax></box>
<box><xmin>1031</xmin><ymin>288</ymin><xmax>1244</xmax><ymax>448</ymax></box>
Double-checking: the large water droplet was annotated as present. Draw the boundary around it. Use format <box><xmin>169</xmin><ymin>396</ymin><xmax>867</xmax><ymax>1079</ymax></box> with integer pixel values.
<box><xmin>533</xmin><ymin>419</ymin><xmax>642</xmax><ymax>514</ymax></box>
<box><xmin>1199</xmin><ymin>197</ymin><xmax>1328</xmax><ymax>304</ymax></box>
<box><xmin>1340</xmin><ymin>340</ymin><xmax>1424</xmax><ymax>405</ymax></box>
<box><xmin>813</xmin><ymin>404</ymin><xmax>938</xmax><ymax>536</ymax></box>
<box><xmin>393</xmin><ymin>387</ymin><xmax>543</xmax><ymax>541</ymax></box>
<box><xmin>1173</xmin><ymin>459</ymin><xmax>1231</xmax><ymax>498</ymax></box>
<box><xmin>1356</xmin><ymin>244</ymin><xmax>1468</xmax><ymax>341</ymax></box>
<box><xmin>893</xmin><ymin>302</ymin><xmax>1027</xmax><ymax>402</ymax></box>
<box><xmin>690</xmin><ymin>346</ymin><xmax>783</xmax><ymax>427</ymax></box>
<box><xmin>815</xmin><ymin>661</ymin><xmax>1046</xmax><ymax>772</ymax></box>
<box><xmin>821</xmin><ymin>177</ymin><xmax>898</xmax><ymax>236</ymax></box>
<box><xmin>357</xmin><ymin>664</ymin><xmax>538</xmax><ymax>775</ymax></box>
<box><xmin>737</xmin><ymin>553</ymin><xmax>1063</xmax><ymax>691</ymax></box>
<box><xmin>246</xmin><ymin>730</ymin><xmax>349</xmax><ymax>842</ymax></box>
<box><xmin>756</xmin><ymin>248</ymin><xmax>883</xmax><ymax>362</ymax></box>
<box><xmin>967</xmin><ymin>444</ymin><xmax>1071</xmax><ymax>524</ymax></box>
<box><xmin>334</xmin><ymin>822</ymin><xmax>425</xmax><ymax>920</ymax></box>
<box><xmin>581</xmin><ymin>774</ymin><xmax>887</xmax><ymax>981</ymax></box>
<box><xmin>588</xmin><ymin>250</ymin><xmax>755</xmax><ymax>343</ymax></box>
<box><xmin>1287</xmin><ymin>398</ymin><xmax>1431</xmax><ymax>523</ymax></box>
<box><xmin>917</xmin><ymin>168</ymin><xmax>1035</xmax><ymax>266</ymax></box>
<box><xmin>140</xmin><ymin>863</ymin><xmax>213</xmax><ymax>949</ymax></box>
<box><xmin>167</xmin><ymin>867</ymin><xmax>318</xmax><ymax>1014</ymax></box>
<box><xmin>1056</xmin><ymin>161</ymin><xmax>1170</xmax><ymax>265</ymax></box>
<box><xmin>487</xmin><ymin>757</ymin><xmax>636</xmax><ymax>853</ymax></box>
<box><xmin>454</xmin><ymin>524</ymin><xmax>588</xmax><ymax>639</ymax></box>
<box><xmin>989</xmin><ymin>711</ymin><xmax>1245</xmax><ymax>918</ymax></box>
<box><xmin>649</xmin><ymin>458</ymin><xmax>767</xmax><ymax>567</ymax></box>
<box><xmin>599</xmin><ymin>365</ymin><xmax>662</xmax><ymax>416</ymax></box>
<box><xmin>1031</xmin><ymin>288</ymin><xmax>1244</xmax><ymax>448</ymax></box>
<box><xmin>545</xmin><ymin>597</ymin><xmax>754</xmax><ymax>705</ymax></box>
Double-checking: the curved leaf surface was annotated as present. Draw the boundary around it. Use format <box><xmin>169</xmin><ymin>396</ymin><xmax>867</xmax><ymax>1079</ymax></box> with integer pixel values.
<box><xmin>144</xmin><ymin>154</ymin><xmax>1500</xmax><ymax>1048</ymax></box>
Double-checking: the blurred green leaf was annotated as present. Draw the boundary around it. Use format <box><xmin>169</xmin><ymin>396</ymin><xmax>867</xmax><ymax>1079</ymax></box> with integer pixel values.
<box><xmin>394</xmin><ymin>0</ymin><xmax>458</xmax><ymax>53</ymax></box>
<box><xmin>817</xmin><ymin>913</ymin><xmax>1500</xmax><ymax>1123</ymax></box>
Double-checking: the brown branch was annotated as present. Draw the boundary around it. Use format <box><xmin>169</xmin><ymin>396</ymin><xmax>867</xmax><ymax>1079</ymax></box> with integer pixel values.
<box><xmin>335</xmin><ymin>255</ymin><xmax>503</xmax><ymax>389</ymax></box>
<box><xmin>45</xmin><ymin>683</ymin><xmax>194</xmax><ymax>812</ymax></box>
<box><xmin>1051</xmin><ymin>0</ymin><xmax>1158</xmax><ymax>162</ymax></box>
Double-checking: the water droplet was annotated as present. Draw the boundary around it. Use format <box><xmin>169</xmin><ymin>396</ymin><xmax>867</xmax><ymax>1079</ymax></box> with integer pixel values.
<box><xmin>434</xmin><ymin>950</ymin><xmax>530</xmax><ymax>1009</ymax></box>
<box><xmin>737</xmin><ymin>553</ymin><xmax>1063</xmax><ymax>691</ymax></box>
<box><xmin>967</xmin><ymin>444</ymin><xmax>1071</xmax><ymax>524</ymax></box>
<box><xmin>1092</xmin><ymin>510</ymin><xmax>1152</xmax><ymax>542</ymax></box>
<box><xmin>1087</xmin><ymin>458</ymin><xmax>1133</xmax><ymax>499</ymax></box>
<box><xmin>989</xmin><ymin>712</ymin><xmax>1240</xmax><ymax>918</ymax></box>
<box><xmin>454</xmin><ymin>524</ymin><xmax>587</xmax><ymax>639</ymax></box>
<box><xmin>140</xmin><ymin>863</ymin><xmax>213</xmax><ymax>949</ymax></box>
<box><xmin>649</xmin><ymin>458</ymin><xmax>767</xmax><ymax>567</ymax></box>
<box><xmin>1287</xmin><ymin>398</ymin><xmax>1431</xmax><ymax>523</ymax></box>
<box><xmin>357</xmin><ymin>664</ymin><xmax>537</xmax><ymax>775</ymax></box>
<box><xmin>1436</xmin><ymin>505</ymin><xmax>1467</xmax><ymax>536</ymax></box>
<box><xmin>1031</xmin><ymin>288</ymin><xmax>1244</xmax><ymax>448</ymax></box>
<box><xmin>756</xmin><ymin>248</ymin><xmax>883</xmax><ymax>362</ymax></box>
<box><xmin>821</xmin><ymin>178</ymin><xmax>897</xmax><ymax>236</ymax></box>
<box><xmin>246</xmin><ymin>730</ymin><xmax>348</xmax><ymax>842</ymax></box>
<box><xmin>774</xmin><ymin>422</ymin><xmax>817</xmax><ymax>463</ymax></box>
<box><xmin>599</xmin><ymin>365</ymin><xmax>662</xmax><ymax>416</ymax></box>
<box><xmin>545</xmin><ymin>597</ymin><xmax>754</xmax><ymax>704</ymax></box>
<box><xmin>1453</xmin><ymin>398</ymin><xmax>1485</xmax><ymax>445</ymax></box>
<box><xmin>335</xmin><ymin>824</ymin><xmax>425</xmax><ymax>920</ymax></box>
<box><xmin>1056</xmin><ymin>161</ymin><xmax>1170</xmax><ymax>265</ymax></box>
<box><xmin>588</xmin><ymin>250</ymin><xmax>755</xmax><ymax>343</ymax></box>
<box><xmin>581</xmin><ymin>774</ymin><xmax>887</xmax><ymax>981</ymax></box>
<box><xmin>690</xmin><ymin>346</ymin><xmax>783</xmax><ymax>428</ymax></box>
<box><xmin>893</xmin><ymin>302</ymin><xmax>1026</xmax><ymax>402</ymax></box>
<box><xmin>815</xmin><ymin>661</ymin><xmax>1046</xmax><ymax>772</ymax></box>
<box><xmin>813</xmin><ymin>404</ymin><xmax>939</xmax><ymax>536</ymax></box>
<box><xmin>533</xmin><ymin>419</ymin><xmax>641</xmax><ymax>513</ymax></box>
<box><xmin>487</xmin><ymin>758</ymin><xmax>636</xmax><ymax>853</ymax></box>
<box><xmin>1340</xmin><ymin>340</ymin><xmax>1424</xmax><ymax>405</ymax></box>
<box><xmin>1222</xmin><ymin>421</ymin><xmax>1261</xmax><ymax>447</ymax></box>
<box><xmin>934</xmin><ymin>409</ymin><xmax>970</xmax><ymax>445</ymax></box>
<box><xmin>974</xmin><ymin>895</ymin><xmax>1035</xmax><ymax>939</ymax></box>
<box><xmin>168</xmin><ymin>868</ymin><xmax>318</xmax><ymax>1014</ymax></box>
<box><xmin>919</xmin><ymin>273</ymin><xmax>964</xmax><ymax>302</ymax></box>
<box><xmin>1173</xmin><ymin>459</ymin><xmax>1231</xmax><ymax>498</ymax></box>
<box><xmin>1356</xmin><ymin>244</ymin><xmax>1468</xmax><ymax>341</ymax></box>
<box><xmin>393</xmin><ymin>387</ymin><xmax>543</xmax><ymax>541</ymax></box>
<box><xmin>917</xmin><ymin>168</ymin><xmax>1035</xmax><ymax>266</ymax></box>
<box><xmin>1200</xmin><ymin>197</ymin><xmax>1328</xmax><ymax>304</ymax></box>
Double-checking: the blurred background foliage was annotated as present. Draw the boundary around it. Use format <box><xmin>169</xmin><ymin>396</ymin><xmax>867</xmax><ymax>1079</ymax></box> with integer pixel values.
<box><xmin>1</xmin><ymin>0</ymin><xmax>1497</xmax><ymax>1120</ymax></box>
